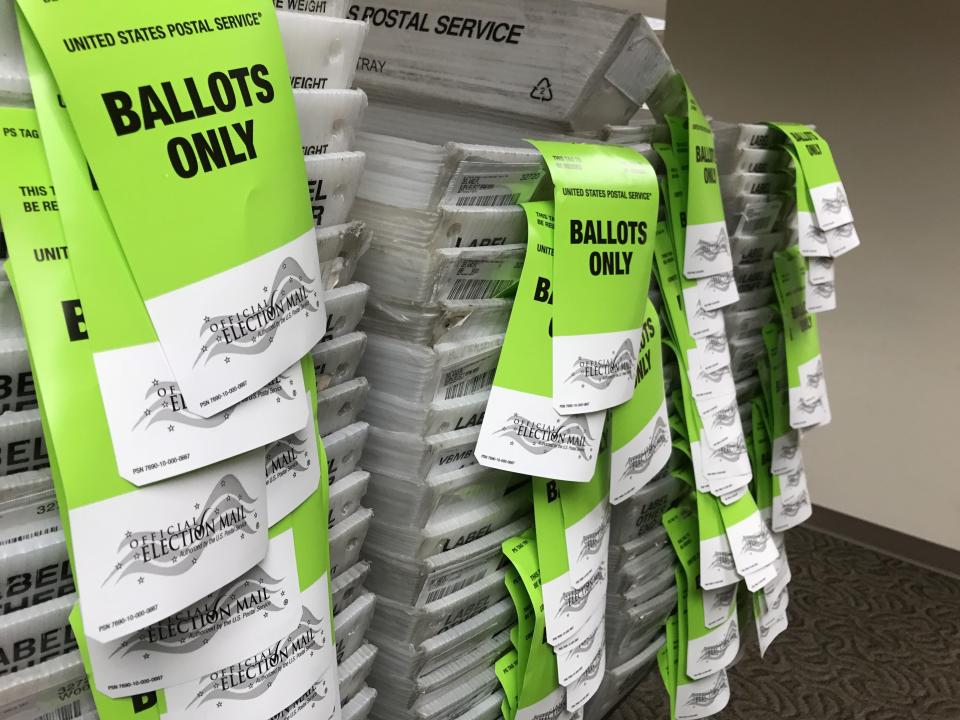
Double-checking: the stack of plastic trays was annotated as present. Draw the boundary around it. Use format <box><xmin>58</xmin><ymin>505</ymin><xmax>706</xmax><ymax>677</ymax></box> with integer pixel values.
<box><xmin>279</xmin><ymin>10</ymin><xmax>384</xmax><ymax>713</ymax></box>
<box><xmin>715</xmin><ymin>123</ymin><xmax>792</xmax><ymax>425</ymax></box>
<box><xmin>349</xmin><ymin>110</ymin><xmax>558</xmax><ymax>720</ymax></box>
<box><xmin>603</xmin><ymin>473</ymin><xmax>684</xmax><ymax>670</ymax></box>
<box><xmin>0</xmin><ymin>289</ymin><xmax>79</xmax><ymax>712</ymax></box>
<box><xmin>349</xmin><ymin>0</ymin><xmax>672</xmax><ymax>133</ymax></box>
<box><xmin>0</xmin><ymin>15</ymin><xmax>85</xmax><ymax>715</ymax></box>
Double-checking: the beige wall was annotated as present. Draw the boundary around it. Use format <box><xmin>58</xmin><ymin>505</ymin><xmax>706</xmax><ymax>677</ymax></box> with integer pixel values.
<box><xmin>664</xmin><ymin>0</ymin><xmax>960</xmax><ymax>549</ymax></box>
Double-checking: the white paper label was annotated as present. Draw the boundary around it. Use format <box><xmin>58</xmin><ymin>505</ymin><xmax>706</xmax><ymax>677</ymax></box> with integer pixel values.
<box><xmin>542</xmin><ymin>562</ymin><xmax>607</xmax><ymax>646</ymax></box>
<box><xmin>721</xmin><ymin>511</ymin><xmax>779</xmax><ymax>577</ymax></box>
<box><xmin>675</xmin><ymin>669</ymin><xmax>730</xmax><ymax>719</ymax></box>
<box><xmin>808</xmin><ymin>180</ymin><xmax>854</xmax><ymax>230</ymax></box>
<box><xmin>683</xmin><ymin>221</ymin><xmax>733</xmax><ymax>279</ymax></box>
<box><xmin>553</xmin><ymin>328</ymin><xmax>642</xmax><ymax>414</ymax></box>
<box><xmin>686</xmin><ymin>614</ymin><xmax>739</xmax><ymax>680</ymax></box>
<box><xmin>145</xmin><ymin>231</ymin><xmax>325</xmax><ymax>418</ymax></box>
<box><xmin>476</xmin><ymin>386</ymin><xmax>604</xmax><ymax>483</ymax></box>
<box><xmin>436</xmin><ymin>348</ymin><xmax>501</xmax><ymax>402</ymax></box>
<box><xmin>564</xmin><ymin>501</ymin><xmax>609</xmax><ymax>590</ymax></box>
<box><xmin>72</xmin><ymin>449</ymin><xmax>268</xmax><ymax>643</ymax></box>
<box><xmin>266</xmin><ymin>407</ymin><xmax>321</xmax><ymax>528</ymax></box>
<box><xmin>610</xmin><ymin>400</ymin><xmax>672</xmax><ymax>505</ymax></box>
<box><xmin>94</xmin><ymin>343</ymin><xmax>307</xmax><ymax>485</ymax></box>
<box><xmin>554</xmin><ymin>607</ymin><xmax>604</xmax><ymax>686</ymax></box>
<box><xmin>87</xmin><ymin>531</ymin><xmax>302</xmax><ymax>697</ymax></box>
<box><xmin>162</xmin><ymin>574</ymin><xmax>336</xmax><ymax>720</ymax></box>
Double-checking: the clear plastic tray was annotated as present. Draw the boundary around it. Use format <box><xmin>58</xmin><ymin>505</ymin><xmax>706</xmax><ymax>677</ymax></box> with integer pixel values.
<box><xmin>608</xmin><ymin>544</ymin><xmax>676</xmax><ymax>596</ymax></box>
<box><xmin>352</xmin><ymin>200</ymin><xmax>526</xmax><ymax>253</ymax></box>
<box><xmin>0</xmin><ymin>282</ymin><xmax>33</xmax><ymax>415</ymax></box>
<box><xmin>606</xmin><ymin>585</ymin><xmax>677</xmax><ymax>668</ymax></box>
<box><xmin>342</xmin><ymin>685</ymin><xmax>377</xmax><ymax>720</ymax></box>
<box><xmin>730</xmin><ymin>336</ymin><xmax>765</xmax><ymax>381</ymax></box>
<box><xmin>730</xmin><ymin>231</ymin><xmax>787</xmax><ymax>266</ymax></box>
<box><xmin>0</xmin><ymin>409</ymin><xmax>47</xmax><ymax>476</ymax></box>
<box><xmin>368</xmin><ymin>597</ymin><xmax>514</xmax><ymax>686</ymax></box>
<box><xmin>294</xmin><ymin>89</ymin><xmax>367</xmax><ymax>156</ymax></box>
<box><xmin>0</xmin><ymin>2</ymin><xmax>29</xmax><ymax>105</ymax></box>
<box><xmin>735</xmin><ymin>376</ymin><xmax>762</xmax><ymax>401</ymax></box>
<box><xmin>329</xmin><ymin>507</ymin><xmax>373</xmax><ymax>579</ymax></box>
<box><xmin>608</xmin><ymin>565</ymin><xmax>676</xmax><ymax>618</ymax></box>
<box><xmin>304</xmin><ymin>151</ymin><xmax>366</xmax><ymax>228</ymax></box>
<box><xmin>311</xmin><ymin>332</ymin><xmax>366</xmax><ymax>392</ymax></box>
<box><xmin>316</xmin><ymin>377</ymin><xmax>369</xmax><ymax>437</ymax></box>
<box><xmin>733</xmin><ymin>260</ymin><xmax>774</xmax><ymax>295</ymax></box>
<box><xmin>417</xmin><ymin>627</ymin><xmax>512</xmax><ymax>696</ymax></box>
<box><xmin>0</xmin><ymin>593</ymin><xmax>74</xmax><ymax>674</ymax></box>
<box><xmin>724</xmin><ymin>307</ymin><xmax>774</xmax><ymax>342</ymax></box>
<box><xmin>322</xmin><ymin>421</ymin><xmax>369</xmax><ymax>486</ymax></box>
<box><xmin>0</xmin><ymin>526</ymin><xmax>71</xmax><ymax>616</ymax></box>
<box><xmin>356</xmin><ymin>136</ymin><xmax>543</xmax><ymax>212</ymax></box>
<box><xmin>364</xmin><ymin>464</ymin><xmax>516</xmax><ymax>530</ymax></box>
<box><xmin>339</xmin><ymin>642</ymin><xmax>379</xmax><ymax>706</ymax></box>
<box><xmin>364</xmin><ymin>517</ymin><xmax>529</xmax><ymax>607</ymax></box>
<box><xmin>608</xmin><ymin>525</ymin><xmax>669</xmax><ymax>574</ymax></box>
<box><xmin>0</xmin><ymin>651</ymin><xmax>96</xmax><ymax>720</ymax></box>
<box><xmin>277</xmin><ymin>12</ymin><xmax>367</xmax><ymax>91</ymax></box>
<box><xmin>316</xmin><ymin>222</ymin><xmax>374</xmax><ymax>288</ymax></box>
<box><xmin>360</xmin><ymin>334</ymin><xmax>503</xmax><ymax>405</ymax></box>
<box><xmin>583</xmin><ymin>634</ymin><xmax>664</xmax><ymax>720</ymax></box>
<box><xmin>323</xmin><ymin>283</ymin><xmax>370</xmax><ymax>343</ymax></box>
<box><xmin>413</xmin><ymin>666</ymin><xmax>499</xmax><ymax>720</ymax></box>
<box><xmin>609</xmin><ymin>473</ymin><xmax>686</xmax><ymax>546</ymax></box>
<box><xmin>329</xmin><ymin>470</ymin><xmax>371</xmax><ymax>529</ymax></box>
<box><xmin>727</xmin><ymin>285</ymin><xmax>776</xmax><ymax>313</ymax></box>
<box><xmin>365</xmin><ymin>489</ymin><xmax>530</xmax><ymax>561</ymax></box>
<box><xmin>332</xmin><ymin>560</ymin><xmax>371</xmax><ymax>616</ymax></box>
<box><xmin>355</xmin><ymin>243</ymin><xmax>523</xmax><ymax>306</ymax></box>
<box><xmin>363</xmin><ymin>426</ymin><xmax>482</xmax><ymax>483</ymax></box>
<box><xmin>0</xmin><ymin>468</ymin><xmax>52</xmax><ymax>507</ymax></box>
<box><xmin>352</xmin><ymin>2</ymin><xmax>669</xmax><ymax>130</ymax></box>
<box><xmin>334</xmin><ymin>590</ymin><xmax>377</xmax><ymax>664</ymax></box>
<box><xmin>369</xmin><ymin>569</ymin><xmax>508</xmax><ymax>647</ymax></box>
<box><xmin>361</xmin><ymin>297</ymin><xmax>511</xmax><ymax>347</ymax></box>
<box><xmin>362</xmin><ymin>389</ymin><xmax>489</xmax><ymax>438</ymax></box>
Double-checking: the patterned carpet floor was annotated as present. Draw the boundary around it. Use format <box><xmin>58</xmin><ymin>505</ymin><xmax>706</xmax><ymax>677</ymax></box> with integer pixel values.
<box><xmin>609</xmin><ymin>527</ymin><xmax>960</xmax><ymax>720</ymax></box>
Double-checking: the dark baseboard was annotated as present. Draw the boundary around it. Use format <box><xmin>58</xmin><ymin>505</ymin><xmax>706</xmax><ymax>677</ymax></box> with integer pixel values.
<box><xmin>808</xmin><ymin>505</ymin><xmax>960</xmax><ymax>579</ymax></box>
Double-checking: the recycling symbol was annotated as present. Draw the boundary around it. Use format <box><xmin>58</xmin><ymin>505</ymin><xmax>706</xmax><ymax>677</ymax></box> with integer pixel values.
<box><xmin>530</xmin><ymin>77</ymin><xmax>554</xmax><ymax>102</ymax></box>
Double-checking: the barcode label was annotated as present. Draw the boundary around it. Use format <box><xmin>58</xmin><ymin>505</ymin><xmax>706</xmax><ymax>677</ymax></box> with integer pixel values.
<box><xmin>446</xmin><ymin>278</ymin><xmax>516</xmax><ymax>302</ymax></box>
<box><xmin>440</xmin><ymin>162</ymin><xmax>545</xmax><ymax>209</ymax></box>
<box><xmin>37</xmin><ymin>701</ymin><xmax>85</xmax><ymax>720</ymax></box>
<box><xmin>416</xmin><ymin>554</ymin><xmax>502</xmax><ymax>607</ymax></box>
<box><xmin>736</xmin><ymin>201</ymin><xmax>782</xmax><ymax>237</ymax></box>
<box><xmin>436</xmin><ymin>348</ymin><xmax>501</xmax><ymax>402</ymax></box>
<box><xmin>423</xmin><ymin>567</ymin><xmax>489</xmax><ymax>606</ymax></box>
<box><xmin>740</xmin><ymin>216</ymin><xmax>771</xmax><ymax>235</ymax></box>
<box><xmin>444</xmin><ymin>369</ymin><xmax>496</xmax><ymax>401</ymax></box>
<box><xmin>0</xmin><ymin>523</ymin><xmax>60</xmax><ymax>547</ymax></box>
<box><xmin>454</xmin><ymin>193</ymin><xmax>520</xmax><ymax>208</ymax></box>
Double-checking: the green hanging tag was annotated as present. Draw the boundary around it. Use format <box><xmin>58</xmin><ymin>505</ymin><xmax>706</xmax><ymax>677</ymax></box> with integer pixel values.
<box><xmin>679</xmin><ymin>79</ymin><xmax>732</xmax><ymax>280</ymax></box>
<box><xmin>18</xmin><ymin>16</ymin><xmax>316</xmax><ymax>491</ymax></box>
<box><xmin>17</xmin><ymin>0</ymin><xmax>325</xmax><ymax>417</ymax></box>
<box><xmin>0</xmin><ymin>105</ymin><xmax>269</xmax><ymax>647</ymax></box>
<box><xmin>773</xmin><ymin>248</ymin><xmax>831</xmax><ymax>429</ymax></box>
<box><xmin>530</xmin><ymin>140</ymin><xmax>659</xmax><ymax>414</ymax></box>
<box><xmin>476</xmin><ymin>202</ymin><xmax>604</xmax><ymax>482</ymax></box>
<box><xmin>673</xmin><ymin>569</ymin><xmax>731</xmax><ymax>718</ymax></box>
<box><xmin>502</xmin><ymin>532</ymin><xmax>578</xmax><ymax>720</ymax></box>
<box><xmin>67</xmin><ymin>486</ymin><xmax>339</xmax><ymax>720</ymax></box>
<box><xmin>609</xmin><ymin>298</ymin><xmax>672</xmax><ymax>503</ymax></box>
<box><xmin>769</xmin><ymin>122</ymin><xmax>854</xmax><ymax>231</ymax></box>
